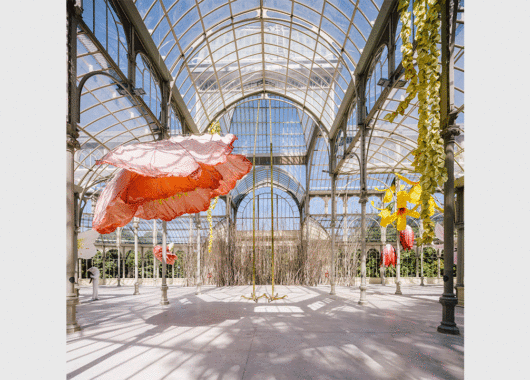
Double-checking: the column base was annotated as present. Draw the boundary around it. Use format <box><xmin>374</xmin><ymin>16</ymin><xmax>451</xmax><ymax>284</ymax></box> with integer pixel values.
<box><xmin>437</xmin><ymin>322</ymin><xmax>460</xmax><ymax>335</ymax></box>
<box><xmin>66</xmin><ymin>296</ymin><xmax>81</xmax><ymax>334</ymax></box>
<box><xmin>67</xmin><ymin>322</ymin><xmax>82</xmax><ymax>334</ymax></box>
<box><xmin>420</xmin><ymin>277</ymin><xmax>425</xmax><ymax>286</ymax></box>
<box><xmin>160</xmin><ymin>284</ymin><xmax>170</xmax><ymax>305</ymax></box>
<box><xmin>358</xmin><ymin>284</ymin><xmax>367</xmax><ymax>305</ymax></box>
<box><xmin>437</xmin><ymin>294</ymin><xmax>460</xmax><ymax>335</ymax></box>
<box><xmin>395</xmin><ymin>281</ymin><xmax>402</xmax><ymax>295</ymax></box>
<box><xmin>455</xmin><ymin>285</ymin><xmax>464</xmax><ymax>307</ymax></box>
<box><xmin>133</xmin><ymin>282</ymin><xmax>140</xmax><ymax>295</ymax></box>
<box><xmin>330</xmin><ymin>284</ymin><xmax>336</xmax><ymax>295</ymax></box>
<box><xmin>74</xmin><ymin>287</ymin><xmax>80</xmax><ymax>305</ymax></box>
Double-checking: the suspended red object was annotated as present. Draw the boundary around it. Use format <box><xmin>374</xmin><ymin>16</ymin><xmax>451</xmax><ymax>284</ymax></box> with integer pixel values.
<box><xmin>325</xmin><ymin>271</ymin><xmax>329</xmax><ymax>278</ymax></box>
<box><xmin>207</xmin><ymin>273</ymin><xmax>212</xmax><ymax>279</ymax></box>
<box><xmin>92</xmin><ymin>134</ymin><xmax>252</xmax><ymax>234</ymax></box>
<box><xmin>381</xmin><ymin>244</ymin><xmax>396</xmax><ymax>267</ymax></box>
<box><xmin>399</xmin><ymin>225</ymin><xmax>415</xmax><ymax>250</ymax></box>
<box><xmin>153</xmin><ymin>245</ymin><xmax>178</xmax><ymax>266</ymax></box>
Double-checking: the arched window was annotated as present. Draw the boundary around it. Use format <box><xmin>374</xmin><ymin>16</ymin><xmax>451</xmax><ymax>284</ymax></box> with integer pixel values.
<box><xmin>136</xmin><ymin>53</ymin><xmax>162</xmax><ymax>121</ymax></box>
<box><xmin>365</xmin><ymin>45</ymin><xmax>389</xmax><ymax>114</ymax></box>
<box><xmin>82</xmin><ymin>0</ymin><xmax>128</xmax><ymax>74</ymax></box>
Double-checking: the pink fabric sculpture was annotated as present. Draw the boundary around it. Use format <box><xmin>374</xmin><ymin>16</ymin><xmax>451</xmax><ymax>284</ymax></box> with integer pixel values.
<box><xmin>153</xmin><ymin>245</ymin><xmax>177</xmax><ymax>266</ymax></box>
<box><xmin>381</xmin><ymin>244</ymin><xmax>396</xmax><ymax>267</ymax></box>
<box><xmin>399</xmin><ymin>225</ymin><xmax>415</xmax><ymax>250</ymax></box>
<box><xmin>92</xmin><ymin>134</ymin><xmax>252</xmax><ymax>234</ymax></box>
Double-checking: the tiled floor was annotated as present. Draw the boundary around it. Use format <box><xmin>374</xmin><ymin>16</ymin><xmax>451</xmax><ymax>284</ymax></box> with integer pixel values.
<box><xmin>67</xmin><ymin>284</ymin><xmax>464</xmax><ymax>379</ymax></box>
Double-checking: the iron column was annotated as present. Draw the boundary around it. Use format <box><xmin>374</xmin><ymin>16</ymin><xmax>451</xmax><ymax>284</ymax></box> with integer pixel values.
<box><xmin>67</xmin><ymin>133</ymin><xmax>81</xmax><ymax>333</ymax></box>
<box><xmin>437</xmin><ymin>0</ymin><xmax>460</xmax><ymax>335</ymax></box>
<box><xmin>455</xmin><ymin>183</ymin><xmax>464</xmax><ymax>306</ymax></box>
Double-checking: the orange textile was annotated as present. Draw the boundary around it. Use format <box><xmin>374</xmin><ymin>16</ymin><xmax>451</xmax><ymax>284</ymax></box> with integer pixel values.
<box><xmin>153</xmin><ymin>245</ymin><xmax>178</xmax><ymax>266</ymax></box>
<box><xmin>92</xmin><ymin>134</ymin><xmax>252</xmax><ymax>234</ymax></box>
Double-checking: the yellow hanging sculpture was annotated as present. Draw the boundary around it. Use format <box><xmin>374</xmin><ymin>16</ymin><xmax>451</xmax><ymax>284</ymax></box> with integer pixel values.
<box><xmin>372</xmin><ymin>173</ymin><xmax>443</xmax><ymax>242</ymax></box>
<box><xmin>206</xmin><ymin>121</ymin><xmax>221</xmax><ymax>254</ymax></box>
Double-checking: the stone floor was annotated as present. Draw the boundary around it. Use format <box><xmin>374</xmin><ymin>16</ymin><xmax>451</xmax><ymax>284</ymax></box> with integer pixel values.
<box><xmin>67</xmin><ymin>284</ymin><xmax>464</xmax><ymax>380</ymax></box>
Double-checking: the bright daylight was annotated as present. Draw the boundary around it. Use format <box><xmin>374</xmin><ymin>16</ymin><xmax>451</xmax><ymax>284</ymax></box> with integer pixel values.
<box><xmin>65</xmin><ymin>0</ymin><xmax>465</xmax><ymax>379</ymax></box>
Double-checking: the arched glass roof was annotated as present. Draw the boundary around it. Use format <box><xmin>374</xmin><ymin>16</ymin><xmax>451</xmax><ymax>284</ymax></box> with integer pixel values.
<box><xmin>71</xmin><ymin>0</ymin><xmax>463</xmax><ymax>212</ymax></box>
<box><xmin>231</xmin><ymin>165</ymin><xmax>305</xmax><ymax>207</ymax></box>
<box><xmin>133</xmin><ymin>0</ymin><xmax>385</xmax><ymax>132</ymax></box>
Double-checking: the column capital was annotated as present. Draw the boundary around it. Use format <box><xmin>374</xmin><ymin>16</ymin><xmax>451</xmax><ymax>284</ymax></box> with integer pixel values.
<box><xmin>441</xmin><ymin>125</ymin><xmax>461</xmax><ymax>141</ymax></box>
<box><xmin>67</xmin><ymin>132</ymin><xmax>80</xmax><ymax>152</ymax></box>
<box><xmin>359</xmin><ymin>191</ymin><xmax>368</xmax><ymax>204</ymax></box>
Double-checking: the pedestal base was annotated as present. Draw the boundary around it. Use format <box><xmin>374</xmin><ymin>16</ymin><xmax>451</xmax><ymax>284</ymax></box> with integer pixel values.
<box><xmin>330</xmin><ymin>284</ymin><xmax>336</xmax><ymax>295</ymax></box>
<box><xmin>395</xmin><ymin>281</ymin><xmax>402</xmax><ymax>295</ymax></box>
<box><xmin>455</xmin><ymin>285</ymin><xmax>464</xmax><ymax>307</ymax></box>
<box><xmin>133</xmin><ymin>282</ymin><xmax>140</xmax><ymax>295</ymax></box>
<box><xmin>160</xmin><ymin>284</ymin><xmax>169</xmax><ymax>305</ymax></box>
<box><xmin>437</xmin><ymin>294</ymin><xmax>460</xmax><ymax>335</ymax></box>
<box><xmin>358</xmin><ymin>284</ymin><xmax>367</xmax><ymax>305</ymax></box>
<box><xmin>66</xmin><ymin>296</ymin><xmax>81</xmax><ymax>334</ymax></box>
<box><xmin>74</xmin><ymin>287</ymin><xmax>80</xmax><ymax>305</ymax></box>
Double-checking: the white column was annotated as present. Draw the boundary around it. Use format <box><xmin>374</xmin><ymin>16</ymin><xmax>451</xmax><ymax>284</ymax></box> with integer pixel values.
<box><xmin>160</xmin><ymin>220</ymin><xmax>169</xmax><ymax>304</ymax></box>
<box><xmin>153</xmin><ymin>220</ymin><xmax>158</xmax><ymax>284</ymax></box>
<box><xmin>394</xmin><ymin>177</ymin><xmax>402</xmax><ymax>295</ymax></box>
<box><xmin>133</xmin><ymin>217</ymin><xmax>140</xmax><ymax>295</ymax></box>
<box><xmin>195</xmin><ymin>216</ymin><xmax>202</xmax><ymax>295</ymax></box>
<box><xmin>117</xmin><ymin>227</ymin><xmax>121</xmax><ymax>287</ymax></box>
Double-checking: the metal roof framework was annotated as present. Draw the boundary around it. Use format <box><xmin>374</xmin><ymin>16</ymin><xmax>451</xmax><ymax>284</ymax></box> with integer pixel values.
<box><xmin>68</xmin><ymin>0</ymin><xmax>464</xmax><ymax>236</ymax></box>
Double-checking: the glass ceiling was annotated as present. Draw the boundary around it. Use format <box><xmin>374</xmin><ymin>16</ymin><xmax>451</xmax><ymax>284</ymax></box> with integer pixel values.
<box><xmin>231</xmin><ymin>165</ymin><xmax>306</xmax><ymax>208</ymax></box>
<box><xmin>72</xmin><ymin>0</ymin><xmax>463</xmax><ymax>218</ymax></box>
<box><xmin>133</xmin><ymin>0</ymin><xmax>384</xmax><ymax>132</ymax></box>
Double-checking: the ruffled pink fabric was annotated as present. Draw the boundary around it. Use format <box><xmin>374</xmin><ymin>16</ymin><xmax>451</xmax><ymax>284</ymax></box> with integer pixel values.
<box><xmin>92</xmin><ymin>134</ymin><xmax>252</xmax><ymax>234</ymax></box>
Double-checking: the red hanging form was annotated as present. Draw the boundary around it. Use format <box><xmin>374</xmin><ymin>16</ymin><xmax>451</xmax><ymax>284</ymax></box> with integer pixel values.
<box><xmin>399</xmin><ymin>225</ymin><xmax>415</xmax><ymax>250</ymax></box>
<box><xmin>381</xmin><ymin>244</ymin><xmax>396</xmax><ymax>267</ymax></box>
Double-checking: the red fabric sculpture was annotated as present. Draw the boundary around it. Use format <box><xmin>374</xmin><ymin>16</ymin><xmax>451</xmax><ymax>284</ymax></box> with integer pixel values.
<box><xmin>153</xmin><ymin>245</ymin><xmax>178</xmax><ymax>266</ymax></box>
<box><xmin>381</xmin><ymin>244</ymin><xmax>396</xmax><ymax>267</ymax></box>
<box><xmin>92</xmin><ymin>134</ymin><xmax>252</xmax><ymax>234</ymax></box>
<box><xmin>399</xmin><ymin>225</ymin><xmax>415</xmax><ymax>250</ymax></box>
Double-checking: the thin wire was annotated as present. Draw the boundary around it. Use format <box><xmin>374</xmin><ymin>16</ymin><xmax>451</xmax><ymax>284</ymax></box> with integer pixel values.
<box><xmin>252</xmin><ymin>100</ymin><xmax>260</xmax><ymax>297</ymax></box>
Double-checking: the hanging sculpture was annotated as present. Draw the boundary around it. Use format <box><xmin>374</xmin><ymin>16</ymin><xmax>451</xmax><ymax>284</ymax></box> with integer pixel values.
<box><xmin>153</xmin><ymin>243</ymin><xmax>178</xmax><ymax>266</ymax></box>
<box><xmin>206</xmin><ymin>121</ymin><xmax>221</xmax><ymax>255</ymax></box>
<box><xmin>400</xmin><ymin>225</ymin><xmax>415</xmax><ymax>250</ymax></box>
<box><xmin>265</xmin><ymin>99</ymin><xmax>286</xmax><ymax>302</ymax></box>
<box><xmin>383</xmin><ymin>0</ymin><xmax>446</xmax><ymax>245</ymax></box>
<box><xmin>92</xmin><ymin>133</ymin><xmax>252</xmax><ymax>234</ymax></box>
<box><xmin>381</xmin><ymin>244</ymin><xmax>397</xmax><ymax>267</ymax></box>
<box><xmin>242</xmin><ymin>101</ymin><xmax>267</xmax><ymax>302</ymax></box>
<box><xmin>372</xmin><ymin>173</ymin><xmax>442</xmax><ymax>234</ymax></box>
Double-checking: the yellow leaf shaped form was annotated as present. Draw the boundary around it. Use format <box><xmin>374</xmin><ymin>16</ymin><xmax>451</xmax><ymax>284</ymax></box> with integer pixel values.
<box><xmin>409</xmin><ymin>184</ymin><xmax>422</xmax><ymax>204</ymax></box>
<box><xmin>379</xmin><ymin>209</ymin><xmax>397</xmax><ymax>228</ymax></box>
<box><xmin>427</xmin><ymin>197</ymin><xmax>443</xmax><ymax>216</ymax></box>
<box><xmin>395</xmin><ymin>173</ymin><xmax>419</xmax><ymax>186</ymax></box>
<box><xmin>396</xmin><ymin>190</ymin><xmax>411</xmax><ymax>209</ymax></box>
<box><xmin>375</xmin><ymin>186</ymin><xmax>394</xmax><ymax>203</ymax></box>
<box><xmin>371</xmin><ymin>201</ymin><xmax>396</xmax><ymax>228</ymax></box>
<box><xmin>396</xmin><ymin>213</ymin><xmax>407</xmax><ymax>231</ymax></box>
<box><xmin>395</xmin><ymin>204</ymin><xmax>420</xmax><ymax>231</ymax></box>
